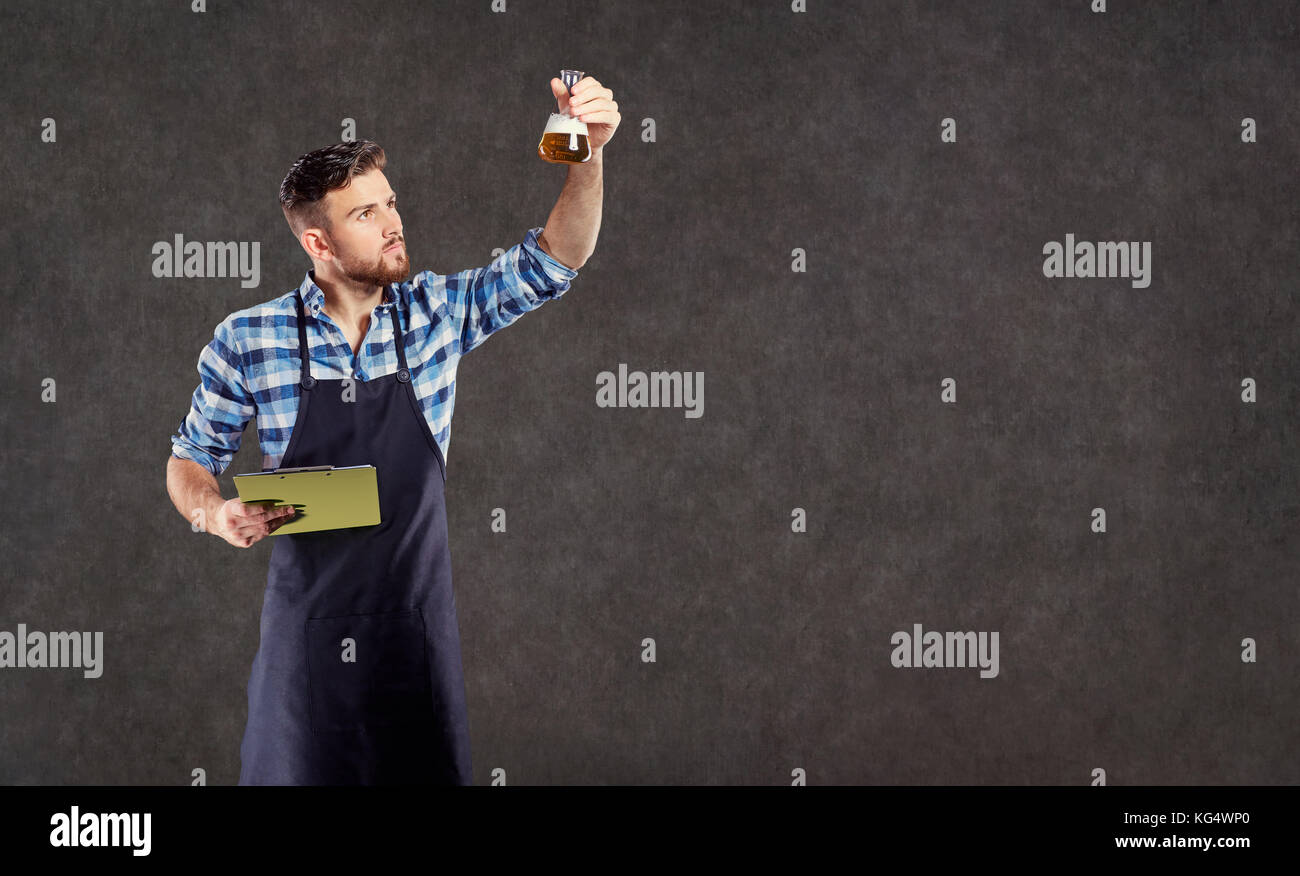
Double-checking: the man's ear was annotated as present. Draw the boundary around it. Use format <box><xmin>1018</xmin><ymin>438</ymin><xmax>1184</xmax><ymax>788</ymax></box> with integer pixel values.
<box><xmin>302</xmin><ymin>228</ymin><xmax>333</xmax><ymax>262</ymax></box>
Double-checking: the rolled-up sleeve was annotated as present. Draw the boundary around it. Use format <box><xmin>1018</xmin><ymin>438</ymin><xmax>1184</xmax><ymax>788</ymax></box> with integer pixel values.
<box><xmin>446</xmin><ymin>226</ymin><xmax>579</xmax><ymax>355</ymax></box>
<box><xmin>170</xmin><ymin>316</ymin><xmax>254</xmax><ymax>476</ymax></box>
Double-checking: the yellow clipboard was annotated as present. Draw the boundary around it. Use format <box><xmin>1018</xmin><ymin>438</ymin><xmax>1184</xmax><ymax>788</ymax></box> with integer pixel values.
<box><xmin>232</xmin><ymin>464</ymin><xmax>380</xmax><ymax>535</ymax></box>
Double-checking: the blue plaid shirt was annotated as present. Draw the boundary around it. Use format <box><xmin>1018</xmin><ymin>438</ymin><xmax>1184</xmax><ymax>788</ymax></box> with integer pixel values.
<box><xmin>170</xmin><ymin>226</ymin><xmax>578</xmax><ymax>476</ymax></box>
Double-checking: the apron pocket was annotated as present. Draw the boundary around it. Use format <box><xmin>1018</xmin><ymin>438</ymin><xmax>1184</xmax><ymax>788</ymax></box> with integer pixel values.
<box><xmin>306</xmin><ymin>609</ymin><xmax>433</xmax><ymax>733</ymax></box>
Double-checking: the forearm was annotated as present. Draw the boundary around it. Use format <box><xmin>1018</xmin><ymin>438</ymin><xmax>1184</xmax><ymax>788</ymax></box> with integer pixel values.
<box><xmin>537</xmin><ymin>148</ymin><xmax>603</xmax><ymax>270</ymax></box>
<box><xmin>166</xmin><ymin>455</ymin><xmax>226</xmax><ymax>532</ymax></box>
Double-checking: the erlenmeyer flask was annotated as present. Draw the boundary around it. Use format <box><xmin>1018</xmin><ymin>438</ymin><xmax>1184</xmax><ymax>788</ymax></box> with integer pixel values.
<box><xmin>538</xmin><ymin>69</ymin><xmax>592</xmax><ymax>164</ymax></box>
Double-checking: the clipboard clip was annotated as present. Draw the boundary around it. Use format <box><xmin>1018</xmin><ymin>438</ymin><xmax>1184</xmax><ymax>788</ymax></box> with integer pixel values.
<box><xmin>272</xmin><ymin>465</ymin><xmax>335</xmax><ymax>474</ymax></box>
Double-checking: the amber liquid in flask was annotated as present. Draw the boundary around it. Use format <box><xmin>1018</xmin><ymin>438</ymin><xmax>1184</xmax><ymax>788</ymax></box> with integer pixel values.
<box><xmin>538</xmin><ymin>68</ymin><xmax>592</xmax><ymax>164</ymax></box>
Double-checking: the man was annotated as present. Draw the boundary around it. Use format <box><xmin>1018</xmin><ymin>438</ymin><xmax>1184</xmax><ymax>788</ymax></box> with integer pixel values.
<box><xmin>164</xmin><ymin>76</ymin><xmax>619</xmax><ymax>784</ymax></box>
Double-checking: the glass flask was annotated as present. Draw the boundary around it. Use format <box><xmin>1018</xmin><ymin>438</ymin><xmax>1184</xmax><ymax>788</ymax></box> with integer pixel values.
<box><xmin>538</xmin><ymin>69</ymin><xmax>592</xmax><ymax>164</ymax></box>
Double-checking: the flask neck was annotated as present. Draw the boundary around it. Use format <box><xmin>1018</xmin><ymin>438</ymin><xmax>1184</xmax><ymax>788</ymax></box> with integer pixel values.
<box><xmin>560</xmin><ymin>69</ymin><xmax>584</xmax><ymax>93</ymax></box>
<box><xmin>559</xmin><ymin>69</ymin><xmax>585</xmax><ymax>121</ymax></box>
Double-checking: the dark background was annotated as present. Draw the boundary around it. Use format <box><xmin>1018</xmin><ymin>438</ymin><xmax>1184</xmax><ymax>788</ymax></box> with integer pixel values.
<box><xmin>1</xmin><ymin>0</ymin><xmax>1296</xmax><ymax>784</ymax></box>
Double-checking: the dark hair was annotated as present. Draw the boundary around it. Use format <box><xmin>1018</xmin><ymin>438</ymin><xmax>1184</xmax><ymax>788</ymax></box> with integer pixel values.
<box><xmin>279</xmin><ymin>140</ymin><xmax>388</xmax><ymax>236</ymax></box>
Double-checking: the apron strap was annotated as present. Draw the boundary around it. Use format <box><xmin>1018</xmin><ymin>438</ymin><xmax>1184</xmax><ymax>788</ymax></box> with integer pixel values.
<box><xmin>389</xmin><ymin>300</ymin><xmax>409</xmax><ymax>371</ymax></box>
<box><xmin>295</xmin><ymin>290</ymin><xmax>315</xmax><ymax>389</ymax></box>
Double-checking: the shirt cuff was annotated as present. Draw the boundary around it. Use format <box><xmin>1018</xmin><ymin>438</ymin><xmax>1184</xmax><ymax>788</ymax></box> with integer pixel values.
<box><xmin>170</xmin><ymin>443</ymin><xmax>223</xmax><ymax>477</ymax></box>
<box><xmin>522</xmin><ymin>226</ymin><xmax>580</xmax><ymax>284</ymax></box>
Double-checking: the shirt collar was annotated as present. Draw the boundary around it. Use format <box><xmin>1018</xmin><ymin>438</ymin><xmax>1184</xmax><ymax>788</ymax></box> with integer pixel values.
<box><xmin>296</xmin><ymin>270</ymin><xmax>400</xmax><ymax>316</ymax></box>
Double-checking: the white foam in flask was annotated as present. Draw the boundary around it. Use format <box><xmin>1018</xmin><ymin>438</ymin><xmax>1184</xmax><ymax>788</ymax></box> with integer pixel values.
<box><xmin>537</xmin><ymin>68</ymin><xmax>592</xmax><ymax>164</ymax></box>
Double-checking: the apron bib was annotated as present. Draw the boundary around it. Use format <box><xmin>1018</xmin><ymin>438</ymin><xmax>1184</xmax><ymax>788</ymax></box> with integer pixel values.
<box><xmin>238</xmin><ymin>289</ymin><xmax>472</xmax><ymax>785</ymax></box>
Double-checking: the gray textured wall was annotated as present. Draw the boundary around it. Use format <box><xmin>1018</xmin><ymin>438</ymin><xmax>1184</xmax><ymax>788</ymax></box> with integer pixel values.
<box><xmin>1</xmin><ymin>0</ymin><xmax>1296</xmax><ymax>785</ymax></box>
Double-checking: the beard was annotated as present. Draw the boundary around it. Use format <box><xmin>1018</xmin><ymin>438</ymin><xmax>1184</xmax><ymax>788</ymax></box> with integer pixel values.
<box><xmin>337</xmin><ymin>240</ymin><xmax>410</xmax><ymax>287</ymax></box>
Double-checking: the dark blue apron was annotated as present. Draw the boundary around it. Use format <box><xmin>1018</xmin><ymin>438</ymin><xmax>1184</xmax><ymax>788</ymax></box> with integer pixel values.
<box><xmin>238</xmin><ymin>288</ymin><xmax>472</xmax><ymax>785</ymax></box>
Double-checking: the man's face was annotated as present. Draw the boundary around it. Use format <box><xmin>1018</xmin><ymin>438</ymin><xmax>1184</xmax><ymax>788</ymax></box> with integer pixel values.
<box><xmin>320</xmin><ymin>169</ymin><xmax>409</xmax><ymax>287</ymax></box>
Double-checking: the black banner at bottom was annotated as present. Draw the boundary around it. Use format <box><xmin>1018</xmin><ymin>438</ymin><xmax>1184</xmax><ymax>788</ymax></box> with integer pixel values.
<box><xmin>0</xmin><ymin>785</ymin><xmax>1288</xmax><ymax>863</ymax></box>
